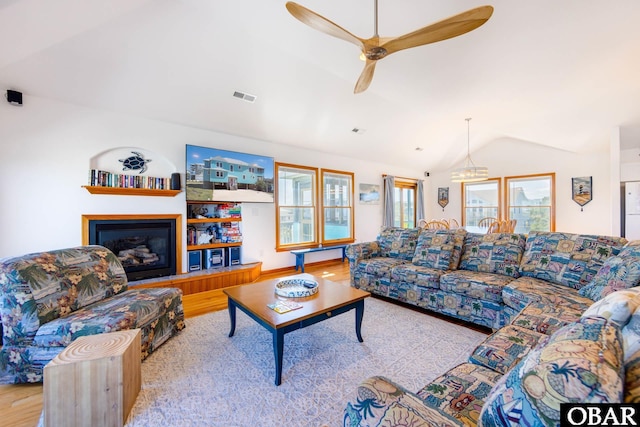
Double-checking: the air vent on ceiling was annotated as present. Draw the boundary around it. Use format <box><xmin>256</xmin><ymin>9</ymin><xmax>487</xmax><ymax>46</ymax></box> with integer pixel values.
<box><xmin>233</xmin><ymin>91</ymin><xmax>257</xmax><ymax>103</ymax></box>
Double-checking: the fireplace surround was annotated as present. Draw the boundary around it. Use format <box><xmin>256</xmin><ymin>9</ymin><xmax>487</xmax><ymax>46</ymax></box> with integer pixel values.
<box><xmin>82</xmin><ymin>214</ymin><xmax>182</xmax><ymax>282</ymax></box>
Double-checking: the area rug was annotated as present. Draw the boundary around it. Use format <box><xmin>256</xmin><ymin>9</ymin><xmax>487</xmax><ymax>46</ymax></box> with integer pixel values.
<box><xmin>125</xmin><ymin>297</ymin><xmax>488</xmax><ymax>427</ymax></box>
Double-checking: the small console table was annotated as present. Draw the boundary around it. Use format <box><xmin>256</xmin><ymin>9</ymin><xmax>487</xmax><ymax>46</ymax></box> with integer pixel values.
<box><xmin>291</xmin><ymin>245</ymin><xmax>347</xmax><ymax>273</ymax></box>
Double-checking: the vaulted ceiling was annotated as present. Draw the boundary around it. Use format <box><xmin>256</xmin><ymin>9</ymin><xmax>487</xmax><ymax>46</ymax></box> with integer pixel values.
<box><xmin>2</xmin><ymin>0</ymin><xmax>639</xmax><ymax>171</ymax></box>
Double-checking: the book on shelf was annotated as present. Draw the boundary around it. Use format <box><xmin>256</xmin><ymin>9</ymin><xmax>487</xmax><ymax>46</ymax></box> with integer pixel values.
<box><xmin>88</xmin><ymin>169</ymin><xmax>170</xmax><ymax>190</ymax></box>
<box><xmin>267</xmin><ymin>300</ymin><xmax>303</xmax><ymax>314</ymax></box>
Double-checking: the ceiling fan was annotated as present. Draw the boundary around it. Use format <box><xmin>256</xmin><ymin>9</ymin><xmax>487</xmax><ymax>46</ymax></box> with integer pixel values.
<box><xmin>285</xmin><ymin>1</ymin><xmax>494</xmax><ymax>94</ymax></box>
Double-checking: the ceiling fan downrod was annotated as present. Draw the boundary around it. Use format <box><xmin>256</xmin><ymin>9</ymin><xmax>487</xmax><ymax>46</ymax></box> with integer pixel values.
<box><xmin>365</xmin><ymin>0</ymin><xmax>388</xmax><ymax>60</ymax></box>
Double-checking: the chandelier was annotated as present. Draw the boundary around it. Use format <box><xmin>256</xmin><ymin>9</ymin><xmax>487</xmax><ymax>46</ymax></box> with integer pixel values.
<box><xmin>451</xmin><ymin>118</ymin><xmax>488</xmax><ymax>183</ymax></box>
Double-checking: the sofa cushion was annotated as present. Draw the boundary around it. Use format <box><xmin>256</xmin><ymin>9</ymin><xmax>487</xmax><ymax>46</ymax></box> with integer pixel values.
<box><xmin>377</xmin><ymin>227</ymin><xmax>421</xmax><ymax>260</ymax></box>
<box><xmin>510</xmin><ymin>301</ymin><xmax>583</xmax><ymax>335</ymax></box>
<box><xmin>411</xmin><ymin>229</ymin><xmax>455</xmax><ymax>270</ymax></box>
<box><xmin>581</xmin><ymin>287</ymin><xmax>640</xmax><ymax>328</ymax></box>
<box><xmin>355</xmin><ymin>257</ymin><xmax>406</xmax><ymax>279</ymax></box>
<box><xmin>417</xmin><ymin>362</ymin><xmax>503</xmax><ymax>426</ymax></box>
<box><xmin>459</xmin><ymin>232</ymin><xmax>526</xmax><ymax>278</ymax></box>
<box><xmin>344</xmin><ymin>376</ymin><xmax>464</xmax><ymax>427</ymax></box>
<box><xmin>469</xmin><ymin>325</ymin><xmax>547</xmax><ymax>375</ymax></box>
<box><xmin>502</xmin><ymin>276</ymin><xmax>594</xmax><ymax>312</ymax></box>
<box><xmin>33</xmin><ymin>287</ymin><xmax>182</xmax><ymax>347</ymax></box>
<box><xmin>440</xmin><ymin>270</ymin><xmax>514</xmax><ymax>303</ymax></box>
<box><xmin>518</xmin><ymin>232</ymin><xmax>626</xmax><ymax>289</ymax></box>
<box><xmin>1</xmin><ymin>245</ymin><xmax>128</xmax><ymax>324</ymax></box>
<box><xmin>479</xmin><ymin>317</ymin><xmax>624</xmax><ymax>427</ymax></box>
<box><xmin>578</xmin><ymin>255</ymin><xmax>640</xmax><ymax>301</ymax></box>
<box><xmin>390</xmin><ymin>264</ymin><xmax>444</xmax><ymax>290</ymax></box>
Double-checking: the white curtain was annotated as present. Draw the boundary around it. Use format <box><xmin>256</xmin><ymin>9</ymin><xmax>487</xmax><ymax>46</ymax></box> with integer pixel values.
<box><xmin>416</xmin><ymin>180</ymin><xmax>425</xmax><ymax>222</ymax></box>
<box><xmin>383</xmin><ymin>175</ymin><xmax>395</xmax><ymax>228</ymax></box>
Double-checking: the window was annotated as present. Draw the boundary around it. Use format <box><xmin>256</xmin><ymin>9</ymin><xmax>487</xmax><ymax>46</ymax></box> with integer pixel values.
<box><xmin>321</xmin><ymin>170</ymin><xmax>354</xmax><ymax>244</ymax></box>
<box><xmin>276</xmin><ymin>163</ymin><xmax>354</xmax><ymax>250</ymax></box>
<box><xmin>276</xmin><ymin>164</ymin><xmax>318</xmax><ymax>249</ymax></box>
<box><xmin>462</xmin><ymin>178</ymin><xmax>501</xmax><ymax>228</ymax></box>
<box><xmin>387</xmin><ymin>178</ymin><xmax>417</xmax><ymax>228</ymax></box>
<box><xmin>506</xmin><ymin>173</ymin><xmax>555</xmax><ymax>233</ymax></box>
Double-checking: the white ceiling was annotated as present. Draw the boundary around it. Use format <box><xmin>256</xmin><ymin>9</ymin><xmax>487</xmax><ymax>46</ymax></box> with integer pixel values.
<box><xmin>2</xmin><ymin>0</ymin><xmax>640</xmax><ymax>171</ymax></box>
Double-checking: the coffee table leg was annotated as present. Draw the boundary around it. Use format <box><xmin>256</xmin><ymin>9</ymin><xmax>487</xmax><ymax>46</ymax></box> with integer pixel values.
<box><xmin>227</xmin><ymin>298</ymin><xmax>237</xmax><ymax>338</ymax></box>
<box><xmin>273</xmin><ymin>329</ymin><xmax>285</xmax><ymax>386</ymax></box>
<box><xmin>355</xmin><ymin>300</ymin><xmax>365</xmax><ymax>342</ymax></box>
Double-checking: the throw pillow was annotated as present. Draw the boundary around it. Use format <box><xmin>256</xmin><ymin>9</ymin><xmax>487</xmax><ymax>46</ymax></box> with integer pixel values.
<box><xmin>447</xmin><ymin>228</ymin><xmax>468</xmax><ymax>270</ymax></box>
<box><xmin>581</xmin><ymin>288</ymin><xmax>640</xmax><ymax>327</ymax></box>
<box><xmin>619</xmin><ymin>240</ymin><xmax>640</xmax><ymax>258</ymax></box>
<box><xmin>459</xmin><ymin>232</ymin><xmax>526</xmax><ymax>278</ymax></box>
<box><xmin>518</xmin><ymin>232</ymin><xmax>626</xmax><ymax>289</ymax></box>
<box><xmin>479</xmin><ymin>317</ymin><xmax>624</xmax><ymax>427</ymax></box>
<box><xmin>411</xmin><ymin>229</ymin><xmax>454</xmax><ymax>270</ymax></box>
<box><xmin>377</xmin><ymin>227</ymin><xmax>421</xmax><ymax>260</ymax></box>
<box><xmin>578</xmin><ymin>256</ymin><xmax>640</xmax><ymax>301</ymax></box>
<box><xmin>624</xmin><ymin>348</ymin><xmax>640</xmax><ymax>403</ymax></box>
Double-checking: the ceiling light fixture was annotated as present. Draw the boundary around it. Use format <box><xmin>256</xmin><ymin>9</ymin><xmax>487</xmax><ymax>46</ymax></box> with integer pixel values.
<box><xmin>451</xmin><ymin>118</ymin><xmax>488</xmax><ymax>183</ymax></box>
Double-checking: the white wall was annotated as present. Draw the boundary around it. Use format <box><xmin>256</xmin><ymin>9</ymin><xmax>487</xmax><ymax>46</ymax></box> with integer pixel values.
<box><xmin>425</xmin><ymin>137</ymin><xmax>615</xmax><ymax>236</ymax></box>
<box><xmin>0</xmin><ymin>95</ymin><xmax>624</xmax><ymax>273</ymax></box>
<box><xmin>0</xmin><ymin>95</ymin><xmax>420</xmax><ymax>271</ymax></box>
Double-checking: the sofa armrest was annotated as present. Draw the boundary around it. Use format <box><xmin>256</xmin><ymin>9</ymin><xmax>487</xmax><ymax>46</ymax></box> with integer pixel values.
<box><xmin>344</xmin><ymin>376</ymin><xmax>463</xmax><ymax>427</ymax></box>
<box><xmin>346</xmin><ymin>241</ymin><xmax>380</xmax><ymax>264</ymax></box>
<box><xmin>345</xmin><ymin>242</ymin><xmax>380</xmax><ymax>286</ymax></box>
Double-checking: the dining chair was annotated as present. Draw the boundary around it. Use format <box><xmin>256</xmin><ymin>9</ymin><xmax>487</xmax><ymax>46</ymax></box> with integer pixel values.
<box><xmin>478</xmin><ymin>217</ymin><xmax>497</xmax><ymax>228</ymax></box>
<box><xmin>424</xmin><ymin>220</ymin><xmax>449</xmax><ymax>230</ymax></box>
<box><xmin>487</xmin><ymin>221</ymin><xmax>501</xmax><ymax>233</ymax></box>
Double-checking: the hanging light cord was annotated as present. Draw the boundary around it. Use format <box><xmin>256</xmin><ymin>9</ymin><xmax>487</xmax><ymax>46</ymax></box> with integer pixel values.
<box><xmin>464</xmin><ymin>118</ymin><xmax>477</xmax><ymax>169</ymax></box>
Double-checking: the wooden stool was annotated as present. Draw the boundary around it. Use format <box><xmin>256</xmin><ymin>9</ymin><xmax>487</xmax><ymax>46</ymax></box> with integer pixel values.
<box><xmin>43</xmin><ymin>329</ymin><xmax>142</xmax><ymax>427</ymax></box>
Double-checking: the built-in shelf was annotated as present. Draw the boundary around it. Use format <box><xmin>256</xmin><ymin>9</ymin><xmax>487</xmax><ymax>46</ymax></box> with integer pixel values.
<box><xmin>82</xmin><ymin>186</ymin><xmax>181</xmax><ymax>197</ymax></box>
<box><xmin>187</xmin><ymin>217</ymin><xmax>243</xmax><ymax>224</ymax></box>
<box><xmin>186</xmin><ymin>241</ymin><xmax>242</xmax><ymax>251</ymax></box>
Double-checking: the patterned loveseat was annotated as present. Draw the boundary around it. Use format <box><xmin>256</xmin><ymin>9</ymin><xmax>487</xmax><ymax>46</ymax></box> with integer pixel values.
<box><xmin>346</xmin><ymin>228</ymin><xmax>627</xmax><ymax>330</ymax></box>
<box><xmin>0</xmin><ymin>245</ymin><xmax>185</xmax><ymax>384</ymax></box>
<box><xmin>344</xmin><ymin>241</ymin><xmax>640</xmax><ymax>426</ymax></box>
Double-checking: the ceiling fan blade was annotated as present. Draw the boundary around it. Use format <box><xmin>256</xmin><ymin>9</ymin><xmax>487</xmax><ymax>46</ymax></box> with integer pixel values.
<box><xmin>382</xmin><ymin>5</ymin><xmax>493</xmax><ymax>55</ymax></box>
<box><xmin>354</xmin><ymin>60</ymin><xmax>377</xmax><ymax>94</ymax></box>
<box><xmin>286</xmin><ymin>2</ymin><xmax>364</xmax><ymax>49</ymax></box>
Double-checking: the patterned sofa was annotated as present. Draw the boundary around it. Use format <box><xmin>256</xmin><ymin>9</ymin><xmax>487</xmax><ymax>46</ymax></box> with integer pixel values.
<box><xmin>344</xmin><ymin>241</ymin><xmax>640</xmax><ymax>426</ymax></box>
<box><xmin>346</xmin><ymin>228</ymin><xmax>627</xmax><ymax>330</ymax></box>
<box><xmin>0</xmin><ymin>245</ymin><xmax>185</xmax><ymax>384</ymax></box>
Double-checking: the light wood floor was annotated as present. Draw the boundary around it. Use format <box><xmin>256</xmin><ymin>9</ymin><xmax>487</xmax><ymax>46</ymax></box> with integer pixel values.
<box><xmin>0</xmin><ymin>261</ymin><xmax>349</xmax><ymax>427</ymax></box>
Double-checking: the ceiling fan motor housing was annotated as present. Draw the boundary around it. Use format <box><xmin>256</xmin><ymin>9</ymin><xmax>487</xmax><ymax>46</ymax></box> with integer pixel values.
<box><xmin>365</xmin><ymin>47</ymin><xmax>388</xmax><ymax>60</ymax></box>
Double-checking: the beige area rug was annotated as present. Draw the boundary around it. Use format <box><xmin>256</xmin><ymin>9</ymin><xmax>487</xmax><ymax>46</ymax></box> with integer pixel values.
<box><xmin>123</xmin><ymin>297</ymin><xmax>487</xmax><ymax>427</ymax></box>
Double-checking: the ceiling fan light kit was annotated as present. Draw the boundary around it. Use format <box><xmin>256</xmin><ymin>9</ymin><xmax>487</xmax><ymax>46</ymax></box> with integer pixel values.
<box><xmin>285</xmin><ymin>1</ymin><xmax>493</xmax><ymax>94</ymax></box>
<box><xmin>451</xmin><ymin>118</ymin><xmax>489</xmax><ymax>183</ymax></box>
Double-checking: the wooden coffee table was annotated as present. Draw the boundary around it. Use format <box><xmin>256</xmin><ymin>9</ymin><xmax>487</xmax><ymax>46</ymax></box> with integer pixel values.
<box><xmin>223</xmin><ymin>273</ymin><xmax>370</xmax><ymax>385</ymax></box>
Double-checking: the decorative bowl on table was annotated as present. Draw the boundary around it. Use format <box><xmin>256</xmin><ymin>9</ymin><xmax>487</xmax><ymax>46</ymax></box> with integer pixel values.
<box><xmin>274</xmin><ymin>278</ymin><xmax>319</xmax><ymax>298</ymax></box>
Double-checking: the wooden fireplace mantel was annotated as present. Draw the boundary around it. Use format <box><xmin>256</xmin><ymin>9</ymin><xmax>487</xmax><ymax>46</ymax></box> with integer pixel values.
<box><xmin>81</xmin><ymin>214</ymin><xmax>183</xmax><ymax>276</ymax></box>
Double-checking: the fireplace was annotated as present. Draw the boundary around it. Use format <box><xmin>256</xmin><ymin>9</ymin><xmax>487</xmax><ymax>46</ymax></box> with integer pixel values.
<box><xmin>82</xmin><ymin>215</ymin><xmax>182</xmax><ymax>282</ymax></box>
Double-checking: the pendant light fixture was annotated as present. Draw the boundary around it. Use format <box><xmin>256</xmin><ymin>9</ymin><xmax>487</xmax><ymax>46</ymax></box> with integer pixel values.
<box><xmin>451</xmin><ymin>118</ymin><xmax>488</xmax><ymax>183</ymax></box>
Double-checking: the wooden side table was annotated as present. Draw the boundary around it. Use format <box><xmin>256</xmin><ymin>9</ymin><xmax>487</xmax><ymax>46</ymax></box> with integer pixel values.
<box><xmin>43</xmin><ymin>329</ymin><xmax>142</xmax><ymax>427</ymax></box>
